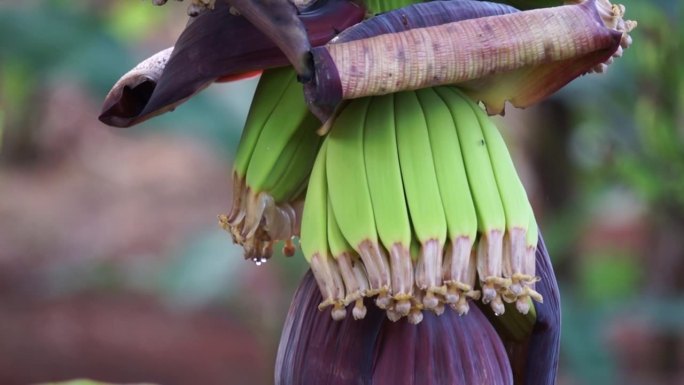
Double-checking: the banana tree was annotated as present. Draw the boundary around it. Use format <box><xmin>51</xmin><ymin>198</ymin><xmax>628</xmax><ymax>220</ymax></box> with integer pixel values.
<box><xmin>99</xmin><ymin>0</ymin><xmax>635</xmax><ymax>384</ymax></box>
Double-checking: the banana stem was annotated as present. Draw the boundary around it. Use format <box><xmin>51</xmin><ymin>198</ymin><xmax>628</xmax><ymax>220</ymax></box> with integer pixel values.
<box><xmin>305</xmin><ymin>0</ymin><xmax>635</xmax><ymax>121</ymax></box>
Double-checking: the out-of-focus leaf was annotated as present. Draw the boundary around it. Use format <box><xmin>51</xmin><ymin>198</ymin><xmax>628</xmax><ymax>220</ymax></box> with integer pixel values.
<box><xmin>579</xmin><ymin>250</ymin><xmax>641</xmax><ymax>303</ymax></box>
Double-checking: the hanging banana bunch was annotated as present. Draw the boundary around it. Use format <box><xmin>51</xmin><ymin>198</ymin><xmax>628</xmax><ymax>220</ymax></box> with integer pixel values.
<box><xmin>297</xmin><ymin>90</ymin><xmax>540</xmax><ymax>323</ymax></box>
<box><xmin>100</xmin><ymin>0</ymin><xmax>637</xmax><ymax>383</ymax></box>
<box><xmin>219</xmin><ymin>67</ymin><xmax>322</xmax><ymax>263</ymax></box>
<box><xmin>300</xmin><ymin>87</ymin><xmax>541</xmax><ymax>322</ymax></box>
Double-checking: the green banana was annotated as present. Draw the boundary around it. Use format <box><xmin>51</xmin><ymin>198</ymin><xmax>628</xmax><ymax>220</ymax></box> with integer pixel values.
<box><xmin>244</xmin><ymin>73</ymin><xmax>311</xmax><ymax>196</ymax></box>
<box><xmin>520</xmin><ymin>210</ymin><xmax>543</xmax><ymax>313</ymax></box>
<box><xmin>232</xmin><ymin>67</ymin><xmax>294</xmax><ymax>180</ymax></box>
<box><xmin>363</xmin><ymin>0</ymin><xmax>423</xmax><ymax>15</ymax></box>
<box><xmin>327</xmin><ymin>199</ymin><xmax>369</xmax><ymax>320</ymax></box>
<box><xmin>296</xmin><ymin>87</ymin><xmax>544</xmax><ymax>323</ymax></box>
<box><xmin>394</xmin><ymin>90</ymin><xmax>448</xmax><ymax>311</ymax></box>
<box><xmin>363</xmin><ymin>93</ymin><xmax>414</xmax><ymax>316</ymax></box>
<box><xmin>435</xmin><ymin>87</ymin><xmax>507</xmax><ymax>316</ymax></box>
<box><xmin>227</xmin><ymin>67</ymin><xmax>293</xmax><ymax>226</ymax></box>
<box><xmin>240</xmin><ymin>69</ymin><xmax>314</xmax><ymax>239</ymax></box>
<box><xmin>300</xmin><ymin>140</ymin><xmax>347</xmax><ymax>320</ymax></box>
<box><xmin>326</xmin><ymin>97</ymin><xmax>393</xmax><ymax>309</ymax></box>
<box><xmin>417</xmin><ymin>87</ymin><xmax>480</xmax><ymax>315</ymax></box>
<box><xmin>268</xmin><ymin>118</ymin><xmax>322</xmax><ymax>202</ymax></box>
<box><xmin>474</xmin><ymin>103</ymin><xmax>543</xmax><ymax>314</ymax></box>
<box><xmin>221</xmin><ymin>67</ymin><xmax>321</xmax><ymax>263</ymax></box>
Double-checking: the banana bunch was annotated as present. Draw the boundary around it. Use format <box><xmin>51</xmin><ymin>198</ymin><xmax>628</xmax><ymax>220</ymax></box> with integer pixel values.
<box><xmin>220</xmin><ymin>67</ymin><xmax>322</xmax><ymax>263</ymax></box>
<box><xmin>300</xmin><ymin>86</ymin><xmax>542</xmax><ymax>323</ymax></box>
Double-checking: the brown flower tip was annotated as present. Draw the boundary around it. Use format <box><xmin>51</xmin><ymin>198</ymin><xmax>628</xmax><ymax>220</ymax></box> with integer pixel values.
<box><xmin>220</xmin><ymin>175</ymin><xmax>304</xmax><ymax>263</ymax></box>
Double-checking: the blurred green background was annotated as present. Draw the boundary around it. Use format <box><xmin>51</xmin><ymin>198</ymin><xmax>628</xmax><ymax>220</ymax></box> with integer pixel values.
<box><xmin>0</xmin><ymin>1</ymin><xmax>682</xmax><ymax>384</ymax></box>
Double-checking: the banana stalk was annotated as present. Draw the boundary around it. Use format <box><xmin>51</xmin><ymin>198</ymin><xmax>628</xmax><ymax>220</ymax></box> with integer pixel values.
<box><xmin>304</xmin><ymin>0</ymin><xmax>635</xmax><ymax>121</ymax></box>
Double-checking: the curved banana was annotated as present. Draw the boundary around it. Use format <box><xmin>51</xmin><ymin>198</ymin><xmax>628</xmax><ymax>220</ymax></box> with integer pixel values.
<box><xmin>394</xmin><ymin>90</ymin><xmax>448</xmax><ymax>311</ymax></box>
<box><xmin>520</xmin><ymin>210</ymin><xmax>543</xmax><ymax>313</ymax></box>
<box><xmin>222</xmin><ymin>67</ymin><xmax>321</xmax><ymax>263</ymax></box>
<box><xmin>268</xmin><ymin>115</ymin><xmax>322</xmax><ymax>202</ymax></box>
<box><xmin>417</xmin><ymin>87</ymin><xmax>480</xmax><ymax>315</ymax></box>
<box><xmin>228</xmin><ymin>67</ymin><xmax>293</xmax><ymax>225</ymax></box>
<box><xmin>300</xmin><ymin>140</ymin><xmax>347</xmax><ymax>320</ymax></box>
<box><xmin>363</xmin><ymin>93</ymin><xmax>413</xmax><ymax>316</ymax></box>
<box><xmin>326</xmin><ymin>97</ymin><xmax>393</xmax><ymax>309</ymax></box>
<box><xmin>327</xmin><ymin>199</ymin><xmax>369</xmax><ymax>320</ymax></box>
<box><xmin>435</xmin><ymin>87</ymin><xmax>507</xmax><ymax>315</ymax></box>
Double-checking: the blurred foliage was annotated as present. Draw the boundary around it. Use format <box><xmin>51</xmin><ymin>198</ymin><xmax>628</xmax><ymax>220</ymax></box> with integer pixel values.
<box><xmin>545</xmin><ymin>1</ymin><xmax>684</xmax><ymax>384</ymax></box>
<box><xmin>0</xmin><ymin>1</ymin><xmax>254</xmax><ymax>162</ymax></box>
<box><xmin>568</xmin><ymin>0</ymin><xmax>684</xmax><ymax>215</ymax></box>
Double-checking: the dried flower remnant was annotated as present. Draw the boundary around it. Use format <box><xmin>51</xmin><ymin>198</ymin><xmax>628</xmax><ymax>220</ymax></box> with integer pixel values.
<box><xmin>304</xmin><ymin>0</ymin><xmax>636</xmax><ymax>121</ymax></box>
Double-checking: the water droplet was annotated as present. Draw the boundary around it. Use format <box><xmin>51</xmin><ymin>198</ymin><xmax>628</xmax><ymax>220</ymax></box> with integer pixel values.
<box><xmin>252</xmin><ymin>257</ymin><xmax>268</xmax><ymax>266</ymax></box>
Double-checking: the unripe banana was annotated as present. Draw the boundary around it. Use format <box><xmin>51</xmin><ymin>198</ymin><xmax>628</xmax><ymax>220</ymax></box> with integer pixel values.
<box><xmin>394</xmin><ymin>90</ymin><xmax>448</xmax><ymax>311</ymax></box>
<box><xmin>232</xmin><ymin>67</ymin><xmax>294</xmax><ymax>182</ymax></box>
<box><xmin>300</xmin><ymin>140</ymin><xmax>347</xmax><ymax>320</ymax></box>
<box><xmin>363</xmin><ymin>93</ymin><xmax>413</xmax><ymax>316</ymax></box>
<box><xmin>473</xmin><ymin>103</ymin><xmax>543</xmax><ymax>314</ymax></box>
<box><xmin>268</xmin><ymin>120</ymin><xmax>322</xmax><ymax>202</ymax></box>
<box><xmin>435</xmin><ymin>87</ymin><xmax>507</xmax><ymax>315</ymax></box>
<box><xmin>326</xmin><ymin>97</ymin><xmax>393</xmax><ymax>308</ymax></box>
<box><xmin>363</xmin><ymin>0</ymin><xmax>421</xmax><ymax>15</ymax></box>
<box><xmin>228</xmin><ymin>67</ymin><xmax>293</xmax><ymax>226</ymax></box>
<box><xmin>221</xmin><ymin>67</ymin><xmax>321</xmax><ymax>263</ymax></box>
<box><xmin>299</xmin><ymin>87</ymin><xmax>544</xmax><ymax>322</ymax></box>
<box><xmin>416</xmin><ymin>87</ymin><xmax>479</xmax><ymax>315</ymax></box>
<box><xmin>327</xmin><ymin>199</ymin><xmax>369</xmax><ymax>320</ymax></box>
<box><xmin>518</xmin><ymin>210</ymin><xmax>543</xmax><ymax>314</ymax></box>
